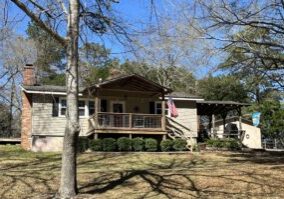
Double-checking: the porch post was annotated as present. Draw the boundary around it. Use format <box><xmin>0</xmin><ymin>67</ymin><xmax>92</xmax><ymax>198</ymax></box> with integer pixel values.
<box><xmin>208</xmin><ymin>114</ymin><xmax>212</xmax><ymax>136</ymax></box>
<box><xmin>94</xmin><ymin>133</ymin><xmax>98</xmax><ymax>140</ymax></box>
<box><xmin>94</xmin><ymin>96</ymin><xmax>99</xmax><ymax>129</ymax></box>
<box><xmin>237</xmin><ymin>107</ymin><xmax>242</xmax><ymax>139</ymax></box>
<box><xmin>162</xmin><ymin>134</ymin><xmax>167</xmax><ymax>140</ymax></box>
<box><xmin>212</xmin><ymin>114</ymin><xmax>215</xmax><ymax>138</ymax></box>
<box><xmin>161</xmin><ymin>99</ymin><xmax>166</xmax><ymax>131</ymax></box>
<box><xmin>129</xmin><ymin>113</ymin><xmax>133</xmax><ymax>129</ymax></box>
<box><xmin>221</xmin><ymin>112</ymin><xmax>227</xmax><ymax>138</ymax></box>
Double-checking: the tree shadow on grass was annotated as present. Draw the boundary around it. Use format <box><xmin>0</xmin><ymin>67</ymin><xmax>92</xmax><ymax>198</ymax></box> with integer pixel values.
<box><xmin>0</xmin><ymin>151</ymin><xmax>130</xmax><ymax>199</ymax></box>
<box><xmin>79</xmin><ymin>153</ymin><xmax>284</xmax><ymax>199</ymax></box>
<box><xmin>1</xmin><ymin>150</ymin><xmax>284</xmax><ymax>198</ymax></box>
<box><xmin>220</xmin><ymin>151</ymin><xmax>284</xmax><ymax>165</ymax></box>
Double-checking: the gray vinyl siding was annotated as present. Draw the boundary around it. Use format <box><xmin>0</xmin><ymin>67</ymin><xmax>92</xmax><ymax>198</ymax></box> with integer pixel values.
<box><xmin>32</xmin><ymin>94</ymin><xmax>88</xmax><ymax>136</ymax></box>
<box><xmin>170</xmin><ymin>101</ymin><xmax>198</xmax><ymax>137</ymax></box>
<box><xmin>31</xmin><ymin>94</ymin><xmax>198</xmax><ymax>138</ymax></box>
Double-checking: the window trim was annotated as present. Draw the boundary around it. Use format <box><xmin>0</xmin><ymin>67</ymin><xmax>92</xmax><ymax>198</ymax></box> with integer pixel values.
<box><xmin>155</xmin><ymin>101</ymin><xmax>169</xmax><ymax>116</ymax></box>
<box><xmin>58</xmin><ymin>97</ymin><xmax>95</xmax><ymax>118</ymax></box>
<box><xmin>59</xmin><ymin>98</ymin><xmax>67</xmax><ymax>117</ymax></box>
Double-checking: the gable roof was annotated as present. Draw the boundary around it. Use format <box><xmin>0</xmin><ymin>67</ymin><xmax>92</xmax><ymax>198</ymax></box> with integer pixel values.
<box><xmin>85</xmin><ymin>74</ymin><xmax>172</xmax><ymax>94</ymax></box>
<box><xmin>22</xmin><ymin>74</ymin><xmax>172</xmax><ymax>95</ymax></box>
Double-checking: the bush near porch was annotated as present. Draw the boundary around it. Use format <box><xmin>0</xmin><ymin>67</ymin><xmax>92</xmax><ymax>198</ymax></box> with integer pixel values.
<box><xmin>84</xmin><ymin>137</ymin><xmax>188</xmax><ymax>152</ymax></box>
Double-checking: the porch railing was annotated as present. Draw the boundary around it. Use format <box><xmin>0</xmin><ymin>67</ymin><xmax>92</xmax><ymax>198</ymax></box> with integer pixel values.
<box><xmin>89</xmin><ymin>112</ymin><xmax>163</xmax><ymax>130</ymax></box>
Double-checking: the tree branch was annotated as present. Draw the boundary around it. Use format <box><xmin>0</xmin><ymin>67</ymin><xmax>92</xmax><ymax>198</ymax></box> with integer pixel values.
<box><xmin>10</xmin><ymin>0</ymin><xmax>67</xmax><ymax>46</ymax></box>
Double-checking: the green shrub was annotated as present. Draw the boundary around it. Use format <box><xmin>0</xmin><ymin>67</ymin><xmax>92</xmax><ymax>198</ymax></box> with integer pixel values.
<box><xmin>205</xmin><ymin>139</ymin><xmax>215</xmax><ymax>147</ymax></box>
<box><xmin>212</xmin><ymin>139</ymin><xmax>224</xmax><ymax>148</ymax></box>
<box><xmin>224</xmin><ymin>138</ymin><xmax>241</xmax><ymax>150</ymax></box>
<box><xmin>145</xmin><ymin>138</ymin><xmax>158</xmax><ymax>152</ymax></box>
<box><xmin>77</xmin><ymin>137</ymin><xmax>89</xmax><ymax>152</ymax></box>
<box><xmin>192</xmin><ymin>144</ymin><xmax>200</xmax><ymax>152</ymax></box>
<box><xmin>206</xmin><ymin>138</ymin><xmax>240</xmax><ymax>150</ymax></box>
<box><xmin>102</xmin><ymin>138</ymin><xmax>116</xmax><ymax>151</ymax></box>
<box><xmin>117</xmin><ymin>137</ymin><xmax>132</xmax><ymax>151</ymax></box>
<box><xmin>160</xmin><ymin>139</ymin><xmax>173</xmax><ymax>151</ymax></box>
<box><xmin>206</xmin><ymin>138</ymin><xmax>222</xmax><ymax>148</ymax></box>
<box><xmin>89</xmin><ymin>139</ymin><xmax>103</xmax><ymax>151</ymax></box>
<box><xmin>132</xmin><ymin>137</ymin><xmax>144</xmax><ymax>151</ymax></box>
<box><xmin>173</xmin><ymin>138</ymin><xmax>187</xmax><ymax>151</ymax></box>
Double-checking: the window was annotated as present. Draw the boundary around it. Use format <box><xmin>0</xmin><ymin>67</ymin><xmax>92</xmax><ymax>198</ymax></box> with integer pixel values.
<box><xmin>155</xmin><ymin>101</ymin><xmax>169</xmax><ymax>116</ymax></box>
<box><xmin>59</xmin><ymin>98</ymin><xmax>95</xmax><ymax>117</ymax></box>
<box><xmin>78</xmin><ymin>100</ymin><xmax>86</xmax><ymax>116</ymax></box>
<box><xmin>89</xmin><ymin>101</ymin><xmax>95</xmax><ymax>115</ymax></box>
<box><xmin>155</xmin><ymin>102</ymin><xmax>162</xmax><ymax>114</ymax></box>
<box><xmin>60</xmin><ymin>99</ymin><xmax>67</xmax><ymax>116</ymax></box>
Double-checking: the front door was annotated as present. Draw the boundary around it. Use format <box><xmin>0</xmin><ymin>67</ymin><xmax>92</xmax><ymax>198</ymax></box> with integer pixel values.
<box><xmin>111</xmin><ymin>101</ymin><xmax>125</xmax><ymax>127</ymax></box>
<box><xmin>113</xmin><ymin>103</ymin><xmax>124</xmax><ymax>113</ymax></box>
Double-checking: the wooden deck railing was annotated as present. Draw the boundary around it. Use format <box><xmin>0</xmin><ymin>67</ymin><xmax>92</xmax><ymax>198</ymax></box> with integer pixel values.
<box><xmin>88</xmin><ymin>112</ymin><xmax>163</xmax><ymax>130</ymax></box>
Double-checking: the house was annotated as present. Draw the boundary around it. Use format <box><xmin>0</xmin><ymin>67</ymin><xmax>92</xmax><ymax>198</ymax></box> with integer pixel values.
<box><xmin>21</xmin><ymin>65</ymin><xmax>262</xmax><ymax>151</ymax></box>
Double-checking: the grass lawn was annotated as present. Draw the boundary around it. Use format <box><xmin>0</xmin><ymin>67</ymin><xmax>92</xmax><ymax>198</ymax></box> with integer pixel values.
<box><xmin>1</xmin><ymin>145</ymin><xmax>284</xmax><ymax>199</ymax></box>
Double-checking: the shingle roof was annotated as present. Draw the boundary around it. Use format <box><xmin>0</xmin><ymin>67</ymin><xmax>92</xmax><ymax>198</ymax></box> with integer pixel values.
<box><xmin>196</xmin><ymin>100</ymin><xmax>250</xmax><ymax>106</ymax></box>
<box><xmin>166</xmin><ymin>92</ymin><xmax>203</xmax><ymax>99</ymax></box>
<box><xmin>84</xmin><ymin>74</ymin><xmax>172</xmax><ymax>94</ymax></box>
<box><xmin>22</xmin><ymin>74</ymin><xmax>172</xmax><ymax>94</ymax></box>
<box><xmin>23</xmin><ymin>85</ymin><xmax>85</xmax><ymax>92</ymax></box>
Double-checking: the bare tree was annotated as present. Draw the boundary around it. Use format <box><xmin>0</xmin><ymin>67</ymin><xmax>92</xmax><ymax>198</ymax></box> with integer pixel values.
<box><xmin>9</xmin><ymin>0</ymin><xmax>80</xmax><ymax>197</ymax></box>
<box><xmin>0</xmin><ymin>34</ymin><xmax>37</xmax><ymax>137</ymax></box>
<box><xmin>194</xmin><ymin>0</ymin><xmax>284</xmax><ymax>90</ymax></box>
<box><xmin>8</xmin><ymin>0</ymin><xmax>132</xmax><ymax>197</ymax></box>
<box><xmin>129</xmin><ymin>0</ymin><xmax>214</xmax><ymax>89</ymax></box>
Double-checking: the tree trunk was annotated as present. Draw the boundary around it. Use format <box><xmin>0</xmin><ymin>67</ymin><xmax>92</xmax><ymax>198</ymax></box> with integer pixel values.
<box><xmin>58</xmin><ymin>0</ymin><xmax>80</xmax><ymax>198</ymax></box>
<box><xmin>9</xmin><ymin>78</ymin><xmax>15</xmax><ymax>137</ymax></box>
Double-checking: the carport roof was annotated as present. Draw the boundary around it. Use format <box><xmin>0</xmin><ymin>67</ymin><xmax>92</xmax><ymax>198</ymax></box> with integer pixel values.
<box><xmin>196</xmin><ymin>100</ymin><xmax>250</xmax><ymax>115</ymax></box>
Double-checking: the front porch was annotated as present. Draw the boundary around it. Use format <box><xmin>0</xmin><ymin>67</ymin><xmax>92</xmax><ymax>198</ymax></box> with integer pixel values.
<box><xmin>84</xmin><ymin>74</ymin><xmax>171</xmax><ymax>137</ymax></box>
<box><xmin>88</xmin><ymin>112</ymin><xmax>167</xmax><ymax>135</ymax></box>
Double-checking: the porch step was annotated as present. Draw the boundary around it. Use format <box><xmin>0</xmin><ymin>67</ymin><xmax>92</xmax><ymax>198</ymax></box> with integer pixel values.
<box><xmin>166</xmin><ymin>117</ymin><xmax>193</xmax><ymax>151</ymax></box>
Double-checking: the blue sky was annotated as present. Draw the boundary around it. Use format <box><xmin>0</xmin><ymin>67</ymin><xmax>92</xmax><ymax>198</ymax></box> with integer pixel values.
<box><xmin>7</xmin><ymin>0</ymin><xmax>213</xmax><ymax>78</ymax></box>
<box><xmin>9</xmin><ymin>1</ymin><xmax>155</xmax><ymax>56</ymax></box>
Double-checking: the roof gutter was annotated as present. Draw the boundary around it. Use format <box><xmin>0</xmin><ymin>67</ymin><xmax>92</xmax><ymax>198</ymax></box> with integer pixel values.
<box><xmin>20</xmin><ymin>86</ymin><xmax>83</xmax><ymax>96</ymax></box>
<box><xmin>162</xmin><ymin>96</ymin><xmax>205</xmax><ymax>101</ymax></box>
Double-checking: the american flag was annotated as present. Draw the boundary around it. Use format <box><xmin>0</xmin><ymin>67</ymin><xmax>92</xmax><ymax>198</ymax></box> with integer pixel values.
<box><xmin>167</xmin><ymin>97</ymin><xmax>178</xmax><ymax>117</ymax></box>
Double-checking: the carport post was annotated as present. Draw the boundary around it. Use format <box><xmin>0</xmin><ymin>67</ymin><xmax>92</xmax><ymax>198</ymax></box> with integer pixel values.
<box><xmin>212</xmin><ymin>114</ymin><xmax>216</xmax><ymax>138</ymax></box>
<box><xmin>237</xmin><ymin>107</ymin><xmax>242</xmax><ymax>139</ymax></box>
<box><xmin>221</xmin><ymin>112</ymin><xmax>227</xmax><ymax>138</ymax></box>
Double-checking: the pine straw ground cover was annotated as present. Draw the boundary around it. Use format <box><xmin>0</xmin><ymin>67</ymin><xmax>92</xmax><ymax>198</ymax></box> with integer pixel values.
<box><xmin>0</xmin><ymin>145</ymin><xmax>284</xmax><ymax>199</ymax></box>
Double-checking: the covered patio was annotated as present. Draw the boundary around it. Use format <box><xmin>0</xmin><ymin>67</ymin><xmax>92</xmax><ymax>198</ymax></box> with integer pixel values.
<box><xmin>196</xmin><ymin>100</ymin><xmax>250</xmax><ymax>139</ymax></box>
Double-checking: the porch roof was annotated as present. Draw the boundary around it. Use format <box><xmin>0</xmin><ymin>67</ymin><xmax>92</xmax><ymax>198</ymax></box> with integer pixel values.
<box><xmin>22</xmin><ymin>74</ymin><xmax>172</xmax><ymax>97</ymax></box>
<box><xmin>196</xmin><ymin>100</ymin><xmax>250</xmax><ymax>115</ymax></box>
<box><xmin>84</xmin><ymin>74</ymin><xmax>172</xmax><ymax>95</ymax></box>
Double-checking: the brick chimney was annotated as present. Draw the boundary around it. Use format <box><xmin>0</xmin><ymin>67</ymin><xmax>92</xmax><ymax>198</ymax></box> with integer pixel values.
<box><xmin>21</xmin><ymin>64</ymin><xmax>35</xmax><ymax>150</ymax></box>
<box><xmin>23</xmin><ymin>64</ymin><xmax>36</xmax><ymax>86</ymax></box>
